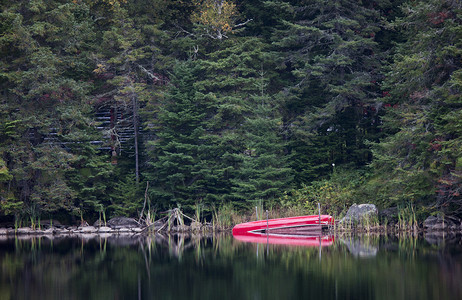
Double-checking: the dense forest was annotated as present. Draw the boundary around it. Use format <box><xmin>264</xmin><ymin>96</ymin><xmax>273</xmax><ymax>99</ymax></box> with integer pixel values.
<box><xmin>0</xmin><ymin>0</ymin><xmax>461</xmax><ymax>225</ymax></box>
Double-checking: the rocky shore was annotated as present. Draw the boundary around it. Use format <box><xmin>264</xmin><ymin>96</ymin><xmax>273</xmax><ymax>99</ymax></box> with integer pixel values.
<box><xmin>335</xmin><ymin>204</ymin><xmax>462</xmax><ymax>235</ymax></box>
<box><xmin>1</xmin><ymin>204</ymin><xmax>461</xmax><ymax>237</ymax></box>
<box><xmin>0</xmin><ymin>215</ymin><xmax>215</xmax><ymax>237</ymax></box>
<box><xmin>0</xmin><ymin>225</ymin><xmax>144</xmax><ymax>237</ymax></box>
<box><xmin>5</xmin><ymin>216</ymin><xmax>138</xmax><ymax>235</ymax></box>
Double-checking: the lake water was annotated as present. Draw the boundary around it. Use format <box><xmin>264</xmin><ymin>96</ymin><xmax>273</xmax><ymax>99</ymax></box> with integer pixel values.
<box><xmin>0</xmin><ymin>233</ymin><xmax>461</xmax><ymax>300</ymax></box>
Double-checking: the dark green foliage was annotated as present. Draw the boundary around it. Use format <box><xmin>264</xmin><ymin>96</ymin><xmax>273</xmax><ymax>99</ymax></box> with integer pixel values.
<box><xmin>0</xmin><ymin>1</ymin><xmax>99</xmax><ymax>220</ymax></box>
<box><xmin>146</xmin><ymin>35</ymin><xmax>293</xmax><ymax>212</ymax></box>
<box><xmin>147</xmin><ymin>61</ymin><xmax>210</xmax><ymax>209</ymax></box>
<box><xmin>0</xmin><ymin>0</ymin><xmax>461</xmax><ymax>221</ymax></box>
<box><xmin>108</xmin><ymin>173</ymin><xmax>144</xmax><ymax>217</ymax></box>
<box><xmin>194</xmin><ymin>36</ymin><xmax>293</xmax><ymax>209</ymax></box>
<box><xmin>366</xmin><ymin>0</ymin><xmax>462</xmax><ymax>214</ymax></box>
<box><xmin>229</xmin><ymin>94</ymin><xmax>293</xmax><ymax>207</ymax></box>
<box><xmin>267</xmin><ymin>0</ymin><xmax>385</xmax><ymax>185</ymax></box>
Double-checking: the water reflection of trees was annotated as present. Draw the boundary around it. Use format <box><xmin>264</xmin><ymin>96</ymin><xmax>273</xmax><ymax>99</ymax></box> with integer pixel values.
<box><xmin>1</xmin><ymin>233</ymin><xmax>461</xmax><ymax>299</ymax></box>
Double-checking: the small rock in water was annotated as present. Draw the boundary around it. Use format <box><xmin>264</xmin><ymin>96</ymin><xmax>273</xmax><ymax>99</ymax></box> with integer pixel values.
<box><xmin>76</xmin><ymin>226</ymin><xmax>98</xmax><ymax>233</ymax></box>
<box><xmin>97</xmin><ymin>226</ymin><xmax>113</xmax><ymax>233</ymax></box>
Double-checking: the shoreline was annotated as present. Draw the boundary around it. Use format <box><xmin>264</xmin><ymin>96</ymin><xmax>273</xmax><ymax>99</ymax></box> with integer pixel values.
<box><xmin>0</xmin><ymin>226</ymin><xmax>149</xmax><ymax>237</ymax></box>
<box><xmin>1</xmin><ymin>224</ymin><xmax>461</xmax><ymax>237</ymax></box>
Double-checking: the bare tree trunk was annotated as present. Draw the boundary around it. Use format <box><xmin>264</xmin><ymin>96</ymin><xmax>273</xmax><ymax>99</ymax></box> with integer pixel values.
<box><xmin>139</xmin><ymin>181</ymin><xmax>149</xmax><ymax>223</ymax></box>
<box><xmin>132</xmin><ymin>93</ymin><xmax>140</xmax><ymax>184</ymax></box>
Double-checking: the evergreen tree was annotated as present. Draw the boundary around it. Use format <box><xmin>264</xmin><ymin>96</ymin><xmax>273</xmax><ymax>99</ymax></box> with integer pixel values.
<box><xmin>194</xmin><ymin>36</ymin><xmax>292</xmax><ymax>208</ymax></box>
<box><xmin>90</xmin><ymin>1</ymin><xmax>173</xmax><ymax>216</ymax></box>
<box><xmin>146</xmin><ymin>61</ymin><xmax>212</xmax><ymax>209</ymax></box>
<box><xmin>230</xmin><ymin>93</ymin><xmax>293</xmax><ymax>208</ymax></box>
<box><xmin>0</xmin><ymin>1</ymin><xmax>112</xmax><ymax>221</ymax></box>
<box><xmin>369</xmin><ymin>0</ymin><xmax>462</xmax><ymax>214</ymax></box>
<box><xmin>269</xmin><ymin>0</ymin><xmax>385</xmax><ymax>184</ymax></box>
<box><xmin>1</xmin><ymin>0</ymin><xmax>458</xmax><ymax>221</ymax></box>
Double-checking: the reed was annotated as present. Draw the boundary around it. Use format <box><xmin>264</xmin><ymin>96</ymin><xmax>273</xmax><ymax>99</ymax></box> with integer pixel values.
<box><xmin>103</xmin><ymin>209</ymin><xmax>107</xmax><ymax>226</ymax></box>
<box><xmin>194</xmin><ymin>202</ymin><xmax>202</xmax><ymax>223</ymax></box>
<box><xmin>211</xmin><ymin>203</ymin><xmax>249</xmax><ymax>230</ymax></box>
<box><xmin>30</xmin><ymin>216</ymin><xmax>35</xmax><ymax>230</ymax></box>
<box><xmin>145</xmin><ymin>210</ymin><xmax>153</xmax><ymax>232</ymax></box>
<box><xmin>396</xmin><ymin>203</ymin><xmax>418</xmax><ymax>232</ymax></box>
<box><xmin>14</xmin><ymin>216</ymin><xmax>21</xmax><ymax>233</ymax></box>
<box><xmin>167</xmin><ymin>210</ymin><xmax>172</xmax><ymax>232</ymax></box>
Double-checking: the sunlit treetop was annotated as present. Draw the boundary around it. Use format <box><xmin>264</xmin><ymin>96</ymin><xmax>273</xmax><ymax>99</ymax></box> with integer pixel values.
<box><xmin>191</xmin><ymin>0</ymin><xmax>238</xmax><ymax>39</ymax></box>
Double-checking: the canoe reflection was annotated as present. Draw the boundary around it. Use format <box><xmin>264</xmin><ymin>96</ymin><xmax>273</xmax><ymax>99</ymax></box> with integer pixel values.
<box><xmin>233</xmin><ymin>231</ymin><xmax>334</xmax><ymax>247</ymax></box>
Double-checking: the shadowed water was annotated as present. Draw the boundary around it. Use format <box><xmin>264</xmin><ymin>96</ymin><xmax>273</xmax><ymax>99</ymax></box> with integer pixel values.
<box><xmin>0</xmin><ymin>232</ymin><xmax>461</xmax><ymax>300</ymax></box>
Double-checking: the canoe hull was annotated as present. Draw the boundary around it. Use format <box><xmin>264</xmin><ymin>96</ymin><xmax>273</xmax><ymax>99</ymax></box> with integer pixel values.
<box><xmin>232</xmin><ymin>215</ymin><xmax>334</xmax><ymax>236</ymax></box>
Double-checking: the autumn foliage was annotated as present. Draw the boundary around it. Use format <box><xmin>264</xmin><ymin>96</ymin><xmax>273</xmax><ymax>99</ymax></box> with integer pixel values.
<box><xmin>191</xmin><ymin>0</ymin><xmax>237</xmax><ymax>39</ymax></box>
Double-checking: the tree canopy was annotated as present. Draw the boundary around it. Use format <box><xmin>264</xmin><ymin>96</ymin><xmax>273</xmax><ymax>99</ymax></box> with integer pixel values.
<box><xmin>1</xmin><ymin>0</ymin><xmax>461</xmax><ymax>223</ymax></box>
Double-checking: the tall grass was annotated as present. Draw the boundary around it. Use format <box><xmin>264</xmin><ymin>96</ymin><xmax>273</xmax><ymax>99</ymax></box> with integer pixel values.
<box><xmin>397</xmin><ymin>203</ymin><xmax>417</xmax><ymax>232</ymax></box>
<box><xmin>212</xmin><ymin>203</ymin><xmax>247</xmax><ymax>230</ymax></box>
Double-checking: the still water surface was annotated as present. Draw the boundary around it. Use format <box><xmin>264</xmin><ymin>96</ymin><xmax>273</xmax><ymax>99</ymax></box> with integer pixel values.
<box><xmin>0</xmin><ymin>233</ymin><xmax>461</xmax><ymax>300</ymax></box>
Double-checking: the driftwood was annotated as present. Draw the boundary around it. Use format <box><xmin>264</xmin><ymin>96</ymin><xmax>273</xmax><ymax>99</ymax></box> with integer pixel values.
<box><xmin>138</xmin><ymin>208</ymin><xmax>202</xmax><ymax>234</ymax></box>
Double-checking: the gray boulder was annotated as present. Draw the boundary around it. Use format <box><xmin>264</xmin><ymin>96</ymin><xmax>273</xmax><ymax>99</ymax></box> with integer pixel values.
<box><xmin>107</xmin><ymin>217</ymin><xmax>141</xmax><ymax>229</ymax></box>
<box><xmin>423</xmin><ymin>215</ymin><xmax>460</xmax><ymax>231</ymax></box>
<box><xmin>340</xmin><ymin>204</ymin><xmax>378</xmax><ymax>224</ymax></box>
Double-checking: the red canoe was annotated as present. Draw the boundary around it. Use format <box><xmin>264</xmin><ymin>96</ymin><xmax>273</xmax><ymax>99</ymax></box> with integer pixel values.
<box><xmin>232</xmin><ymin>215</ymin><xmax>334</xmax><ymax>236</ymax></box>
